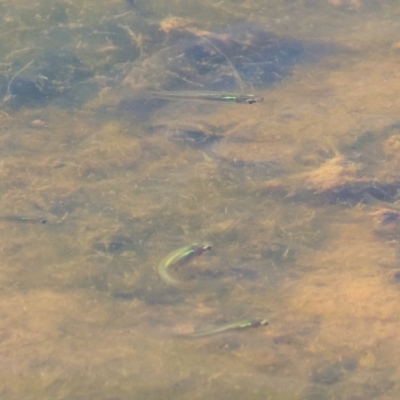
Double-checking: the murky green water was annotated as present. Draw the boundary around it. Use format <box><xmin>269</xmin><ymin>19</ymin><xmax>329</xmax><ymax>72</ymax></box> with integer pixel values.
<box><xmin>1</xmin><ymin>0</ymin><xmax>400</xmax><ymax>399</ymax></box>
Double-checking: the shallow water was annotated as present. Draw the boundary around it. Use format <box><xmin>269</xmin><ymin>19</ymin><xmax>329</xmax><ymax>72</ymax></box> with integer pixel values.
<box><xmin>1</xmin><ymin>0</ymin><xmax>400</xmax><ymax>399</ymax></box>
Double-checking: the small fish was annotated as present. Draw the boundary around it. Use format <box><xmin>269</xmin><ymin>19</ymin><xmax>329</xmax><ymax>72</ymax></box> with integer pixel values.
<box><xmin>157</xmin><ymin>243</ymin><xmax>212</xmax><ymax>287</ymax></box>
<box><xmin>184</xmin><ymin>318</ymin><xmax>269</xmax><ymax>338</ymax></box>
<box><xmin>0</xmin><ymin>215</ymin><xmax>47</xmax><ymax>224</ymax></box>
<box><xmin>145</xmin><ymin>91</ymin><xmax>263</xmax><ymax>104</ymax></box>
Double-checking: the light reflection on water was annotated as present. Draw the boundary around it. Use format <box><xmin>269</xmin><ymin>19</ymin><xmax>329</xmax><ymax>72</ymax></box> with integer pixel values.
<box><xmin>0</xmin><ymin>0</ymin><xmax>400</xmax><ymax>399</ymax></box>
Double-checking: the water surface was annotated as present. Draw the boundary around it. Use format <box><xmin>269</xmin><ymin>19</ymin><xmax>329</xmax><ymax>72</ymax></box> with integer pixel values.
<box><xmin>1</xmin><ymin>0</ymin><xmax>400</xmax><ymax>399</ymax></box>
